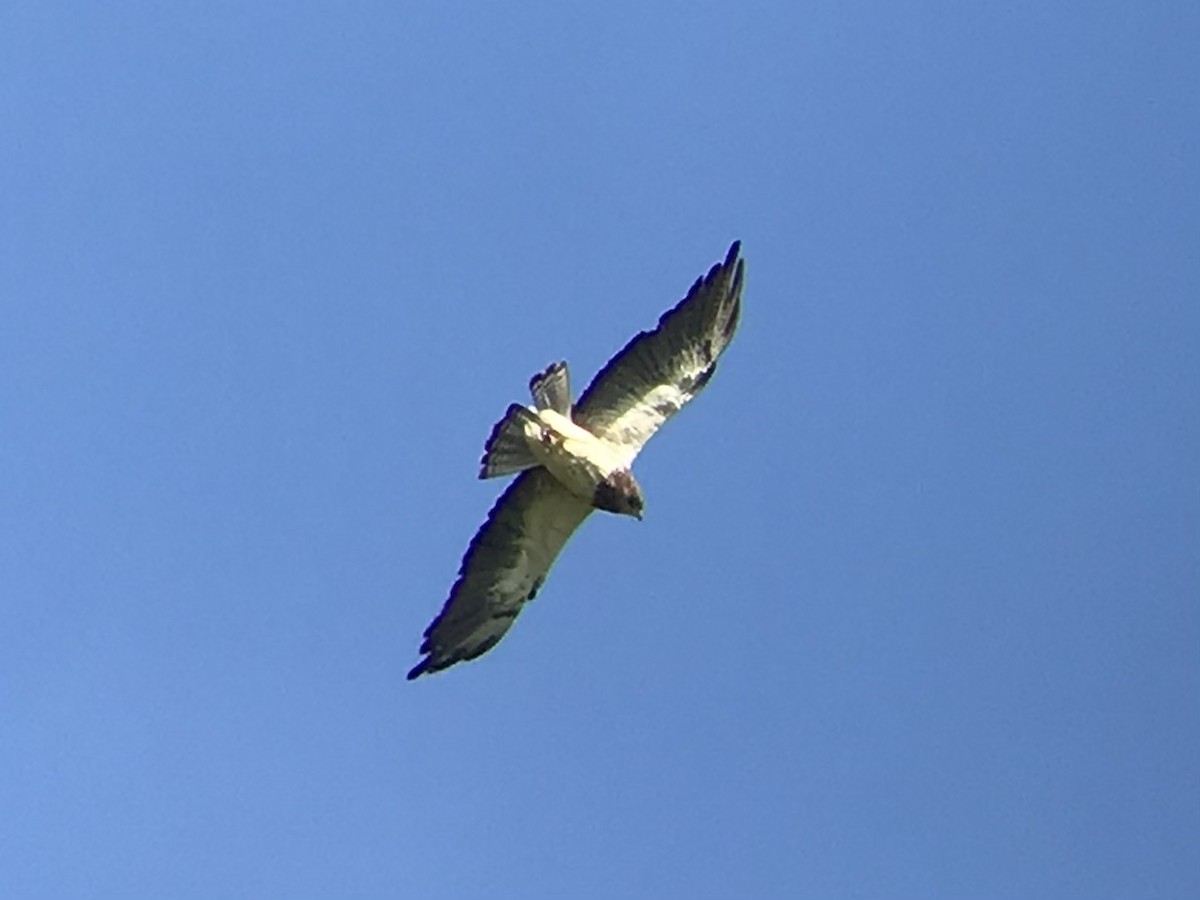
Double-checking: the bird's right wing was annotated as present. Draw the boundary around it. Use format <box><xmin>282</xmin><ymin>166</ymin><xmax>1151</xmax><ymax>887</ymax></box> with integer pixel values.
<box><xmin>572</xmin><ymin>241</ymin><xmax>743</xmax><ymax>467</ymax></box>
<box><xmin>407</xmin><ymin>468</ymin><xmax>593</xmax><ymax>679</ymax></box>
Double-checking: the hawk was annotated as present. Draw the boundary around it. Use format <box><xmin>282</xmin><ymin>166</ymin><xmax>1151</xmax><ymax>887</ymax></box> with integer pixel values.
<box><xmin>407</xmin><ymin>241</ymin><xmax>744</xmax><ymax>679</ymax></box>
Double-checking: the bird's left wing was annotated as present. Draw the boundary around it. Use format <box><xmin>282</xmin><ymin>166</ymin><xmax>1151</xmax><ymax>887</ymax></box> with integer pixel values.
<box><xmin>573</xmin><ymin>241</ymin><xmax>743</xmax><ymax>466</ymax></box>
<box><xmin>407</xmin><ymin>468</ymin><xmax>592</xmax><ymax>679</ymax></box>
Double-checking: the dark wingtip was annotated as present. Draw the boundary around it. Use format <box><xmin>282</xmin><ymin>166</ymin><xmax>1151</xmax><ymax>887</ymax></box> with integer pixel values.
<box><xmin>406</xmin><ymin>659</ymin><xmax>429</xmax><ymax>680</ymax></box>
<box><xmin>698</xmin><ymin>240</ymin><xmax>743</xmax><ymax>296</ymax></box>
<box><xmin>725</xmin><ymin>242</ymin><xmax>744</xmax><ymax>292</ymax></box>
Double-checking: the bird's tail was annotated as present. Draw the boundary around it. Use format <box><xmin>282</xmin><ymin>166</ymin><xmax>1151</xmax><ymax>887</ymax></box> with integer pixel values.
<box><xmin>529</xmin><ymin>361</ymin><xmax>571</xmax><ymax>415</ymax></box>
<box><xmin>479</xmin><ymin>404</ymin><xmax>540</xmax><ymax>479</ymax></box>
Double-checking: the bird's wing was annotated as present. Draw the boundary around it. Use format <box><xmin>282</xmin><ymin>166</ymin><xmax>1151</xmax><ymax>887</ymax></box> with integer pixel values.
<box><xmin>572</xmin><ymin>241</ymin><xmax>743</xmax><ymax>466</ymax></box>
<box><xmin>407</xmin><ymin>468</ymin><xmax>592</xmax><ymax>679</ymax></box>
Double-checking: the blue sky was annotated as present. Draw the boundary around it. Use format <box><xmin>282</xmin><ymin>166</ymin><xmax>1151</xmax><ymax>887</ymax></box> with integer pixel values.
<box><xmin>2</xmin><ymin>2</ymin><xmax>1197</xmax><ymax>897</ymax></box>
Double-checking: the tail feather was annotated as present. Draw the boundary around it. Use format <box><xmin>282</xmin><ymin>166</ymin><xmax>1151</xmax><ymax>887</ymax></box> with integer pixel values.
<box><xmin>479</xmin><ymin>404</ymin><xmax>540</xmax><ymax>479</ymax></box>
<box><xmin>529</xmin><ymin>361</ymin><xmax>572</xmax><ymax>415</ymax></box>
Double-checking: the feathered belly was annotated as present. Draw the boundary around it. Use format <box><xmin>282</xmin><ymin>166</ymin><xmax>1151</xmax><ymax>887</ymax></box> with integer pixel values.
<box><xmin>523</xmin><ymin>409</ymin><xmax>621</xmax><ymax>502</ymax></box>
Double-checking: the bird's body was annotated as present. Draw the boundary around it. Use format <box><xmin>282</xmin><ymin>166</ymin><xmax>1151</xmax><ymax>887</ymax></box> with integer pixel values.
<box><xmin>407</xmin><ymin>241</ymin><xmax>745</xmax><ymax>679</ymax></box>
<box><xmin>521</xmin><ymin>407</ymin><xmax>628</xmax><ymax>504</ymax></box>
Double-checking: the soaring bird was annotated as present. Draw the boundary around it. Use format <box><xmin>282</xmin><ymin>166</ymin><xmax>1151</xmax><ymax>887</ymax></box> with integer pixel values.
<box><xmin>408</xmin><ymin>242</ymin><xmax>744</xmax><ymax>679</ymax></box>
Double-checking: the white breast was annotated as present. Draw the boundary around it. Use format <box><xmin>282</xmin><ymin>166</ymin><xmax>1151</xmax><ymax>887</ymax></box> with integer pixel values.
<box><xmin>523</xmin><ymin>408</ymin><xmax>624</xmax><ymax>501</ymax></box>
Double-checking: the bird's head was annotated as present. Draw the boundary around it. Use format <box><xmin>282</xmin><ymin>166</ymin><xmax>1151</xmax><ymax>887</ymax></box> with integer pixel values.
<box><xmin>594</xmin><ymin>469</ymin><xmax>645</xmax><ymax>520</ymax></box>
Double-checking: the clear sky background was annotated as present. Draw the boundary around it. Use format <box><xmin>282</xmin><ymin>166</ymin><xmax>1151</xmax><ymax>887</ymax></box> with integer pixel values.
<box><xmin>2</xmin><ymin>3</ymin><xmax>1197</xmax><ymax>898</ymax></box>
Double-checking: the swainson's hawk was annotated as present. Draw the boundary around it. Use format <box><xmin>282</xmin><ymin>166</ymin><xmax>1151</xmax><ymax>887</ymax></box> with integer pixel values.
<box><xmin>407</xmin><ymin>241</ymin><xmax>744</xmax><ymax>679</ymax></box>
